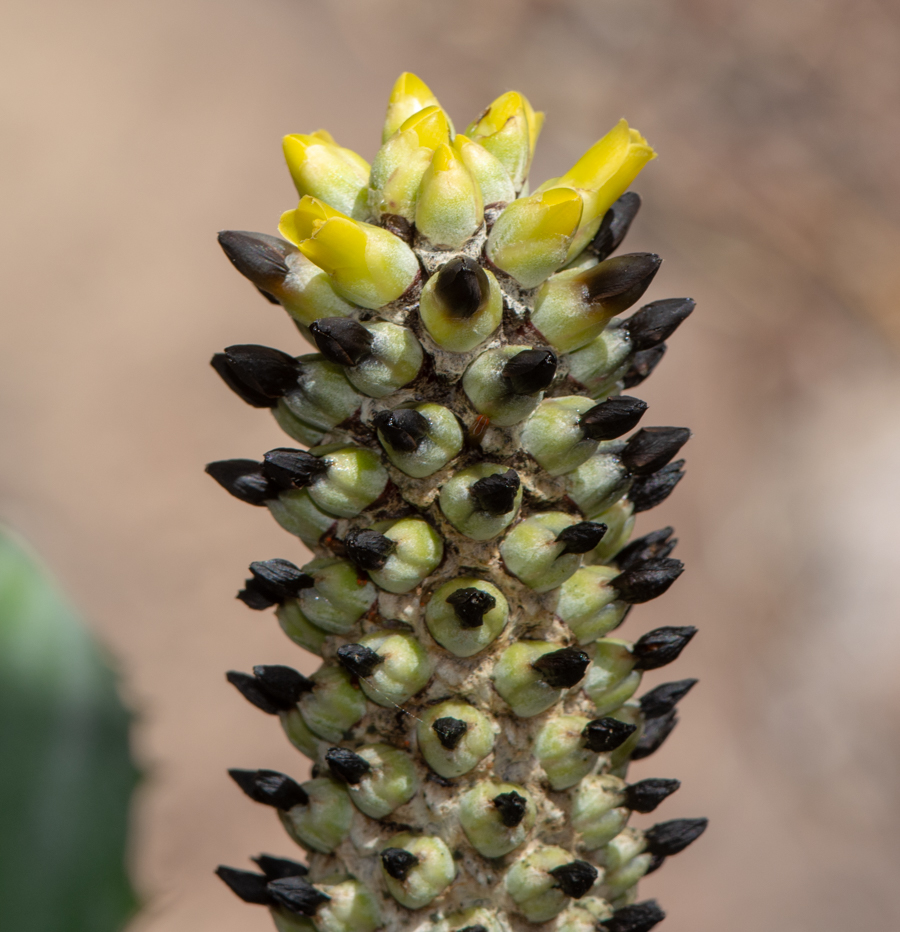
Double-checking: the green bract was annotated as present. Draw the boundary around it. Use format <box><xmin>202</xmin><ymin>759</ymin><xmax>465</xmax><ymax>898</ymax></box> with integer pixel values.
<box><xmin>368</xmin><ymin>517</ymin><xmax>444</xmax><ymax>593</ymax></box>
<box><xmin>439</xmin><ymin>463</ymin><xmax>523</xmax><ymax>540</ymax></box>
<box><xmin>416</xmin><ymin>699</ymin><xmax>495</xmax><ymax>778</ymax></box>
<box><xmin>462</xmin><ymin>345</ymin><xmax>546</xmax><ymax>426</ymax></box>
<box><xmin>345</xmin><ymin>322</ymin><xmax>424</xmax><ymax>398</ymax></box>
<box><xmin>424</xmin><ymin>577</ymin><xmax>508</xmax><ymax>657</ymax></box>
<box><xmin>571</xmin><ymin>774</ymin><xmax>629</xmax><ymax>850</ymax></box>
<box><xmin>533</xmin><ymin>715</ymin><xmax>596</xmax><ymax>790</ymax></box>
<box><xmin>521</xmin><ymin>396</ymin><xmax>599</xmax><ymax>476</ymax></box>
<box><xmin>343</xmin><ymin>743</ymin><xmax>418</xmax><ymax>818</ymax></box>
<box><xmin>500</xmin><ymin>512</ymin><xmax>584</xmax><ymax>592</ymax></box>
<box><xmin>381</xmin><ymin>833</ymin><xmax>456</xmax><ymax>909</ymax></box>
<box><xmin>299</xmin><ymin>665</ymin><xmax>366</xmax><ymax>741</ymax></box>
<box><xmin>306</xmin><ymin>445</ymin><xmax>388</xmax><ymax>518</ymax></box>
<box><xmin>298</xmin><ymin>558</ymin><xmax>376</xmax><ymax>634</ymax></box>
<box><xmin>279</xmin><ymin>777</ymin><xmax>352</xmax><ymax>853</ymax></box>
<box><xmin>493</xmin><ymin>642</ymin><xmax>579</xmax><ymax>718</ymax></box>
<box><xmin>505</xmin><ymin>846</ymin><xmax>579</xmax><ymax>922</ymax></box>
<box><xmin>555</xmin><ymin>565</ymin><xmax>627</xmax><ymax>645</ymax></box>
<box><xmin>355</xmin><ymin>631</ymin><xmax>433</xmax><ymax>706</ymax></box>
<box><xmin>459</xmin><ymin>780</ymin><xmax>536</xmax><ymax>857</ymax></box>
<box><xmin>376</xmin><ymin>403</ymin><xmax>463</xmax><ymax>478</ymax></box>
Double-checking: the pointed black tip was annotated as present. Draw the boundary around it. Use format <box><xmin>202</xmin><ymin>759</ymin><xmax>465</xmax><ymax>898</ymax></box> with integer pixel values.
<box><xmin>325</xmin><ymin>746</ymin><xmax>372</xmax><ymax>785</ymax></box>
<box><xmin>213</xmin><ymin>344</ymin><xmax>302</xmax><ymax>404</ymax></box>
<box><xmin>446</xmin><ymin>586</ymin><xmax>496</xmax><ymax>628</ymax></box>
<box><xmin>205</xmin><ymin>459</ymin><xmax>271</xmax><ymax>505</ymax></box>
<box><xmin>309</xmin><ymin>318</ymin><xmax>373</xmax><ymax>366</ymax></box>
<box><xmin>237</xmin><ymin>558</ymin><xmax>313</xmax><ymax>609</ymax></box>
<box><xmin>373</xmin><ymin>408</ymin><xmax>429</xmax><ymax>453</ymax></box>
<box><xmin>470</xmin><ymin>469</ymin><xmax>520</xmax><ymax>516</ymax></box>
<box><xmin>580</xmin><ymin>396</ymin><xmax>648</xmax><ymax>441</ymax></box>
<box><xmin>215</xmin><ymin>865</ymin><xmax>271</xmax><ymax>905</ymax></box>
<box><xmin>555</xmin><ymin>521</ymin><xmax>608</xmax><ymax>555</ymax></box>
<box><xmin>630</xmin><ymin>460</ymin><xmax>685</xmax><ymax>513</ymax></box>
<box><xmin>623</xmin><ymin>343</ymin><xmax>667</xmax><ymax>389</ymax></box>
<box><xmin>228</xmin><ymin>768</ymin><xmax>309</xmax><ymax>810</ymax></box>
<box><xmin>381</xmin><ymin>847</ymin><xmax>420</xmax><ymax>880</ymax></box>
<box><xmin>549</xmin><ymin>860</ymin><xmax>598</xmax><ymax>899</ymax></box>
<box><xmin>432</xmin><ymin>716</ymin><xmax>469</xmax><ymax>750</ymax></box>
<box><xmin>344</xmin><ymin>529</ymin><xmax>395</xmax><ymax>572</ymax></box>
<box><xmin>631</xmin><ymin>709</ymin><xmax>679</xmax><ymax>760</ymax></box>
<box><xmin>582</xmin><ymin>716</ymin><xmax>637</xmax><ymax>753</ymax></box>
<box><xmin>621</xmin><ymin>427</ymin><xmax>691</xmax><ymax>476</ymax></box>
<box><xmin>492</xmin><ymin>790</ymin><xmax>528</xmax><ymax>827</ymax></box>
<box><xmin>589</xmin><ymin>192</ymin><xmax>642</xmax><ymax>261</ymax></box>
<box><xmin>602</xmin><ymin>900</ymin><xmax>666</xmax><ymax>932</ymax></box>
<box><xmin>336</xmin><ymin>643</ymin><xmax>384</xmax><ymax>678</ymax></box>
<box><xmin>434</xmin><ymin>256</ymin><xmax>490</xmax><ymax>319</ymax></box>
<box><xmin>614</xmin><ymin>527</ymin><xmax>676</xmax><ymax>573</ymax></box>
<box><xmin>644</xmin><ymin>817</ymin><xmax>708</xmax><ymax>856</ymax></box>
<box><xmin>531</xmin><ymin>648</ymin><xmax>590</xmax><ymax>689</ymax></box>
<box><xmin>502</xmin><ymin>347</ymin><xmax>558</xmax><ymax>394</ymax></box>
<box><xmin>211</xmin><ymin>353</ymin><xmax>276</xmax><ymax>408</ymax></box>
<box><xmin>262</xmin><ymin>448</ymin><xmax>328</xmax><ymax>491</ymax></box>
<box><xmin>632</xmin><ymin>626</ymin><xmax>697</xmax><ymax>670</ymax></box>
<box><xmin>582</xmin><ymin>252</ymin><xmax>662</xmax><ymax>316</ymax></box>
<box><xmin>639</xmin><ymin>679</ymin><xmax>698</xmax><ymax>718</ymax></box>
<box><xmin>611</xmin><ymin>557</ymin><xmax>684</xmax><ymax>603</ymax></box>
<box><xmin>253</xmin><ymin>854</ymin><xmax>309</xmax><ymax>880</ymax></box>
<box><xmin>626</xmin><ymin>297</ymin><xmax>695</xmax><ymax>351</ymax></box>
<box><xmin>624</xmin><ymin>778</ymin><xmax>681</xmax><ymax>813</ymax></box>
<box><xmin>267</xmin><ymin>875</ymin><xmax>330</xmax><ymax>916</ymax></box>
<box><xmin>217</xmin><ymin>230</ymin><xmax>293</xmax><ymax>288</ymax></box>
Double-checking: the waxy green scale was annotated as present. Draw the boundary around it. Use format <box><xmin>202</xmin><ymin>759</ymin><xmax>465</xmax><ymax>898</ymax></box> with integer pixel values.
<box><xmin>212</xmin><ymin>72</ymin><xmax>704</xmax><ymax>932</ymax></box>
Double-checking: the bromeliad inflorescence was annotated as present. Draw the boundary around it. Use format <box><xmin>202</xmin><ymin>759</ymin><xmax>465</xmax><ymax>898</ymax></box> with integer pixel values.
<box><xmin>212</xmin><ymin>72</ymin><xmax>704</xmax><ymax>932</ymax></box>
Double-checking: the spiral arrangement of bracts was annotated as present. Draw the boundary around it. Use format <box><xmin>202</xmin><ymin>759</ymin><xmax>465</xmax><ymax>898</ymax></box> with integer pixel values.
<box><xmin>210</xmin><ymin>73</ymin><xmax>706</xmax><ymax>932</ymax></box>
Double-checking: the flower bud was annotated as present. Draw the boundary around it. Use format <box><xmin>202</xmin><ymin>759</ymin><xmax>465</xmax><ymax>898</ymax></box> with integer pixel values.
<box><xmin>425</xmin><ymin>577</ymin><xmax>508</xmax><ymax>657</ymax></box>
<box><xmin>581</xmin><ymin>639</ymin><xmax>640</xmax><ymax>716</ymax></box>
<box><xmin>606</xmin><ymin>705</ymin><xmax>643</xmax><ymax>771</ymax></box>
<box><xmin>625</xmin><ymin>297</ymin><xmax>695</xmax><ymax>351</ymax></box>
<box><xmin>237</xmin><ymin>558</ymin><xmax>314</xmax><ymax>610</ymax></box>
<box><xmin>229</xmin><ymin>768</ymin><xmax>310</xmax><ymax>810</ymax></box>
<box><xmin>309</xmin><ymin>318</ymin><xmax>373</xmax><ymax>366</ymax></box>
<box><xmin>601</xmin><ymin>900</ymin><xmax>666</xmax><ymax>932</ymax></box>
<box><xmin>380</xmin><ymin>833</ymin><xmax>456</xmax><ymax>909</ymax></box>
<box><xmin>279</xmin><ymin>707</ymin><xmax>322</xmax><ymax>758</ymax></box>
<box><xmin>369</xmin><ymin>106</ymin><xmax>451</xmax><ymax>222</ymax></box>
<box><xmin>533</xmin><ymin>715</ymin><xmax>597</xmax><ymax>790</ymax></box>
<box><xmin>227</xmin><ymin>665</ymin><xmax>312</xmax><ymax>715</ymax></box>
<box><xmin>416</xmin><ymin>143</ymin><xmax>484</xmax><ymax>248</ymax></box>
<box><xmin>623</xmin><ymin>344</ymin><xmax>666</xmax><ymax>388</ymax></box>
<box><xmin>624</xmin><ymin>778</ymin><xmax>681</xmax><ymax>814</ymax></box>
<box><xmin>531</xmin><ymin>254</ymin><xmax>661</xmax><ymax>353</ymax></box>
<box><xmin>505</xmin><ymin>846</ymin><xmax>584</xmax><ymax>922</ymax></box>
<box><xmin>550</xmin><ymin>861</ymin><xmax>599</xmax><ymax>900</ymax></box>
<box><xmin>639</xmin><ymin>678</ymin><xmax>698</xmax><ymax>719</ymax></box>
<box><xmin>554</xmin><ymin>566</ymin><xmax>628</xmax><ymax>645</ymax></box>
<box><xmin>599</xmin><ymin>854</ymin><xmax>656</xmax><ymax>902</ymax></box>
<box><xmin>459</xmin><ymin>781</ymin><xmax>536</xmax><ymax>857</ymax></box>
<box><xmin>557</xmin><ymin>900</ymin><xmax>615</xmax><ymax>932</ymax></box>
<box><xmin>620</xmin><ymin>427</ymin><xmax>690</xmax><ymax>476</ymax></box>
<box><xmin>217</xmin><ymin>233</ymin><xmax>358</xmax><ymax>327</ymax></box>
<box><xmin>328</xmin><ymin>743</ymin><xmax>418</xmax><ymax>818</ymax></box>
<box><xmin>440</xmin><ymin>464</ymin><xmax>523</xmax><ymax>540</ymax></box>
<box><xmin>276</xmin><ymin>602</ymin><xmax>328</xmax><ymax>658</ymax></box>
<box><xmin>278</xmin><ymin>776</ymin><xmax>353</xmax><ymax>854</ymax></box>
<box><xmin>582</xmin><ymin>500</ymin><xmax>635</xmax><ymax>564</ymax></box>
<box><xmin>298</xmin><ymin>665</ymin><xmax>366</xmax><ymax>742</ymax></box>
<box><xmin>211</xmin><ymin>342</ymin><xmax>302</xmax><ymax>408</ymax></box>
<box><xmin>631</xmin><ymin>625</ymin><xmax>696</xmax><ymax>669</ymax></box>
<box><xmin>267</xmin><ymin>488</ymin><xmax>338</xmax><ymax>547</ymax></box>
<box><xmin>374</xmin><ymin>403</ymin><xmax>463</xmax><ymax>478</ymax></box>
<box><xmin>566</xmin><ymin>321</ymin><xmax>633</xmax><ymax>399</ymax></box>
<box><xmin>277</xmin><ymin>354</ymin><xmax>362</xmax><ymax>433</ymax></box>
<box><xmin>631</xmin><ymin>710</ymin><xmax>678</xmax><ymax>761</ymax></box>
<box><xmin>493</xmin><ymin>642</ymin><xmax>588</xmax><ymax>718</ymax></box>
<box><xmin>383</xmin><ymin>73</ymin><xmax>444</xmax><ymax>141</ymax></box>
<box><xmin>416</xmin><ymin>699</ymin><xmax>495</xmax><ymax>778</ymax></box>
<box><xmin>580</xmin><ymin>396</ymin><xmax>647</xmax><ymax>442</ymax></box>
<box><xmin>589</xmin><ymin>192</ymin><xmax>642</xmax><ymax>262</ymax></box>
<box><xmin>346</xmin><ymin>631</ymin><xmax>432</xmax><ymax>706</ymax></box>
<box><xmin>268</xmin><ymin>875</ymin><xmax>330</xmax><ymax>919</ymax></box>
<box><xmin>311</xmin><ymin>880</ymin><xmax>381</xmax><ymax>932</ymax></box>
<box><xmin>296</xmin><ymin>558</ymin><xmax>376</xmax><ymax>634</ymax></box>
<box><xmin>206</xmin><ymin>459</ymin><xmax>272</xmax><ymax>506</ymax></box>
<box><xmin>615</xmin><ymin>527</ymin><xmax>677</xmax><ymax>573</ymax></box>
<box><xmin>566</xmin><ymin>452</ymin><xmax>631</xmax><ymax>520</ymax></box>
<box><xmin>611</xmin><ymin>558</ymin><xmax>684</xmax><ymax>604</ymax></box>
<box><xmin>629</xmin><ymin>459</ymin><xmax>685</xmax><ymax>513</ymax></box>
<box><xmin>521</xmin><ymin>396</ymin><xmax>603</xmax><ymax>476</ymax></box>
<box><xmin>452</xmin><ymin>134</ymin><xmax>516</xmax><ymax>206</ymax></box>
<box><xmin>500</xmin><ymin>512</ymin><xmax>588</xmax><ymax>592</ymax></box>
<box><xmin>466</xmin><ymin>91</ymin><xmax>543</xmax><ymax>192</ymax></box>
<box><xmin>486</xmin><ymin>188</ymin><xmax>583</xmax><ymax>288</ymax></box>
<box><xmin>282</xmin><ymin>131</ymin><xmax>370</xmax><ymax>218</ymax></box>
<box><xmin>644</xmin><ymin>818</ymin><xmax>708</xmax><ymax>858</ymax></box>
<box><xmin>281</xmin><ymin>197</ymin><xmax>419</xmax><ymax>309</ymax></box>
<box><xmin>419</xmin><ymin>257</ymin><xmax>503</xmax><ymax>352</ymax></box>
<box><xmin>556</xmin><ymin>522</ymin><xmax>609</xmax><ymax>556</ymax></box>
<box><xmin>571</xmin><ymin>774</ymin><xmax>630</xmax><ymax>850</ymax></box>
<box><xmin>596</xmin><ymin>827</ymin><xmax>645</xmax><ymax>874</ymax></box>
<box><xmin>355</xmin><ymin>518</ymin><xmax>443</xmax><ymax>593</ymax></box>
<box><xmin>462</xmin><ymin>346</ymin><xmax>556</xmax><ymax>427</ymax></box>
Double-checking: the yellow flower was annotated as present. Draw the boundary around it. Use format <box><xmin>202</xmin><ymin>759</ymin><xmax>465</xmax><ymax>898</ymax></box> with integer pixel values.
<box><xmin>466</xmin><ymin>91</ymin><xmax>544</xmax><ymax>191</ymax></box>
<box><xmin>282</xmin><ymin>131</ymin><xmax>370</xmax><ymax>218</ymax></box>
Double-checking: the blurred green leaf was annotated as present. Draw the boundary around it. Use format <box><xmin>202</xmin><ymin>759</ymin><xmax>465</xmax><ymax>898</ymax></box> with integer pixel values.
<box><xmin>0</xmin><ymin>528</ymin><xmax>139</xmax><ymax>931</ymax></box>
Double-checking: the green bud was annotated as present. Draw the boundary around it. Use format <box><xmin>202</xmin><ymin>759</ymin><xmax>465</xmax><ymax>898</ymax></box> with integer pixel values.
<box><xmin>582</xmin><ymin>499</ymin><xmax>634</xmax><ymax>564</ymax></box>
<box><xmin>595</xmin><ymin>827</ymin><xmax>645</xmax><ymax>874</ymax></box>
<box><xmin>367</xmin><ymin>518</ymin><xmax>444</xmax><ymax>594</ymax></box>
<box><xmin>533</xmin><ymin>715</ymin><xmax>596</xmax><ymax>790</ymax></box>
<box><xmin>493</xmin><ymin>642</ymin><xmax>587</xmax><ymax>718</ymax></box>
<box><xmin>416</xmin><ymin>143</ymin><xmax>484</xmax><ymax>249</ymax></box>
<box><xmin>459</xmin><ymin>780</ymin><xmax>536</xmax><ymax>857</ymax></box>
<box><xmin>555</xmin><ymin>566</ymin><xmax>628</xmax><ymax>645</ymax></box>
<box><xmin>299</xmin><ymin>665</ymin><xmax>366</xmax><ymax>741</ymax></box>
<box><xmin>313</xmin><ymin>880</ymin><xmax>381</xmax><ymax>932</ymax></box>
<box><xmin>600</xmin><ymin>854</ymin><xmax>654</xmax><ymax>902</ymax></box>
<box><xmin>276</xmin><ymin>601</ymin><xmax>328</xmax><ymax>656</ymax></box>
<box><xmin>280</xmin><ymin>355</ymin><xmax>362</xmax><ymax>432</ymax></box>
<box><xmin>338</xmin><ymin>321</ymin><xmax>423</xmax><ymax>398</ymax></box>
<box><xmin>556</xmin><ymin>899</ymin><xmax>614</xmax><ymax>932</ymax></box>
<box><xmin>440</xmin><ymin>906</ymin><xmax>504</xmax><ymax>932</ymax></box>
<box><xmin>566</xmin><ymin>450</ymin><xmax>631</xmax><ymax>519</ymax></box>
<box><xmin>453</xmin><ymin>134</ymin><xmax>516</xmax><ymax>206</ymax></box>
<box><xmin>278</xmin><ymin>707</ymin><xmax>321</xmax><ymax>758</ymax></box>
<box><xmin>302</xmin><ymin>445</ymin><xmax>388</xmax><ymax>518</ymax></box>
<box><xmin>272</xmin><ymin>400</ymin><xmax>327</xmax><ymax>447</ymax></box>
<box><xmin>566</xmin><ymin>321</ymin><xmax>632</xmax><ymax>398</ymax></box>
<box><xmin>416</xmin><ymin>699</ymin><xmax>495</xmax><ymax>778</ymax></box>
<box><xmin>340</xmin><ymin>743</ymin><xmax>418</xmax><ymax>818</ymax></box>
<box><xmin>439</xmin><ymin>464</ymin><xmax>523</xmax><ymax>541</ymax></box>
<box><xmin>355</xmin><ymin>631</ymin><xmax>433</xmax><ymax>705</ymax></box>
<box><xmin>381</xmin><ymin>833</ymin><xmax>456</xmax><ymax>909</ymax></box>
<box><xmin>571</xmin><ymin>775</ymin><xmax>629</xmax><ymax>850</ymax></box>
<box><xmin>297</xmin><ymin>558</ymin><xmax>376</xmax><ymax>634</ymax></box>
<box><xmin>279</xmin><ymin>777</ymin><xmax>353</xmax><ymax>853</ymax></box>
<box><xmin>521</xmin><ymin>396</ymin><xmax>599</xmax><ymax>476</ymax></box>
<box><xmin>267</xmin><ymin>488</ymin><xmax>337</xmax><ymax>547</ymax></box>
<box><xmin>418</xmin><ymin>258</ymin><xmax>503</xmax><ymax>353</ymax></box>
<box><xmin>424</xmin><ymin>577</ymin><xmax>508</xmax><ymax>657</ymax></box>
<box><xmin>273</xmin><ymin>910</ymin><xmax>316</xmax><ymax>932</ymax></box>
<box><xmin>375</xmin><ymin>403</ymin><xmax>464</xmax><ymax>478</ymax></box>
<box><xmin>279</xmin><ymin>252</ymin><xmax>361</xmax><ymax>328</ymax></box>
<box><xmin>606</xmin><ymin>705</ymin><xmax>643</xmax><ymax>772</ymax></box>
<box><xmin>499</xmin><ymin>512</ymin><xmax>585</xmax><ymax>593</ymax></box>
<box><xmin>505</xmin><ymin>846</ymin><xmax>580</xmax><ymax>922</ymax></box>
<box><xmin>461</xmin><ymin>345</ymin><xmax>546</xmax><ymax>427</ymax></box>
<box><xmin>582</xmin><ymin>639</ymin><xmax>640</xmax><ymax>716</ymax></box>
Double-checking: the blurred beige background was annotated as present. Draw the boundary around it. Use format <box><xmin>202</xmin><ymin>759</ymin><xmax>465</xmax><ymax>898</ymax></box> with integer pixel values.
<box><xmin>3</xmin><ymin>0</ymin><xmax>900</xmax><ymax>929</ymax></box>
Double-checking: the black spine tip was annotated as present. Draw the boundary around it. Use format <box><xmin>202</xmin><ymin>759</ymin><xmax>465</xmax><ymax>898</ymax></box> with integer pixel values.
<box><xmin>226</xmin><ymin>671</ymin><xmax>283</xmax><ymax>715</ymax></box>
<box><xmin>589</xmin><ymin>192</ymin><xmax>642</xmax><ymax>261</ymax></box>
<box><xmin>624</xmin><ymin>778</ymin><xmax>681</xmax><ymax>813</ymax></box>
<box><xmin>555</xmin><ymin>521</ymin><xmax>608</xmax><ymax>555</ymax></box>
<box><xmin>601</xmin><ymin>900</ymin><xmax>666</xmax><ymax>932</ymax></box>
<box><xmin>262</xmin><ymin>448</ymin><xmax>328</xmax><ymax>490</ymax></box>
<box><xmin>309</xmin><ymin>318</ymin><xmax>373</xmax><ymax>366</ymax></box>
<box><xmin>446</xmin><ymin>587</ymin><xmax>496</xmax><ymax>628</ymax></box>
<box><xmin>217</xmin><ymin>343</ymin><xmax>302</xmax><ymax>402</ymax></box>
<box><xmin>470</xmin><ymin>469</ymin><xmax>520</xmax><ymax>516</ymax></box>
<box><xmin>621</xmin><ymin>427</ymin><xmax>691</xmax><ymax>476</ymax></box>
<box><xmin>580</xmin><ymin>252</ymin><xmax>662</xmax><ymax>316</ymax></box>
<box><xmin>582</xmin><ymin>717</ymin><xmax>637</xmax><ymax>753</ymax></box>
<box><xmin>502</xmin><ymin>348</ymin><xmax>558</xmax><ymax>394</ymax></box>
<box><xmin>623</xmin><ymin>344</ymin><xmax>667</xmax><ymax>389</ymax></box>
<box><xmin>381</xmin><ymin>847</ymin><xmax>420</xmax><ymax>880</ymax></box>
<box><xmin>336</xmin><ymin>643</ymin><xmax>384</xmax><ymax>678</ymax></box>
<box><xmin>205</xmin><ymin>459</ymin><xmax>271</xmax><ymax>506</ymax></box>
<box><xmin>373</xmin><ymin>408</ymin><xmax>430</xmax><ymax>453</ymax></box>
<box><xmin>228</xmin><ymin>769</ymin><xmax>309</xmax><ymax>810</ymax></box>
<box><xmin>531</xmin><ymin>648</ymin><xmax>590</xmax><ymax>689</ymax></box>
<box><xmin>644</xmin><ymin>817</ymin><xmax>708</xmax><ymax>856</ymax></box>
<box><xmin>218</xmin><ymin>230</ymin><xmax>293</xmax><ymax>288</ymax></box>
<box><xmin>253</xmin><ymin>854</ymin><xmax>309</xmax><ymax>879</ymax></box>
<box><xmin>325</xmin><ymin>746</ymin><xmax>372</xmax><ymax>785</ymax></box>
<box><xmin>251</xmin><ymin>664</ymin><xmax>313</xmax><ymax>707</ymax></box>
<box><xmin>631</xmin><ymin>710</ymin><xmax>678</xmax><ymax>760</ymax></box>
<box><xmin>344</xmin><ymin>529</ymin><xmax>395</xmax><ymax>571</ymax></box>
<box><xmin>629</xmin><ymin>460</ymin><xmax>685</xmax><ymax>513</ymax></box>
<box><xmin>579</xmin><ymin>396</ymin><xmax>648</xmax><ymax>441</ymax></box>
<box><xmin>549</xmin><ymin>860</ymin><xmax>598</xmax><ymax>899</ymax></box>
<box><xmin>611</xmin><ymin>557</ymin><xmax>684</xmax><ymax>603</ymax></box>
<box><xmin>632</xmin><ymin>626</ymin><xmax>697</xmax><ymax>670</ymax></box>
<box><xmin>215</xmin><ymin>866</ymin><xmax>271</xmax><ymax>905</ymax></box>
<box><xmin>639</xmin><ymin>679</ymin><xmax>698</xmax><ymax>718</ymax></box>
<box><xmin>614</xmin><ymin>527</ymin><xmax>676</xmax><ymax>573</ymax></box>
<box><xmin>432</xmin><ymin>716</ymin><xmax>469</xmax><ymax>750</ymax></box>
<box><xmin>267</xmin><ymin>876</ymin><xmax>331</xmax><ymax>916</ymax></box>
<box><xmin>434</xmin><ymin>256</ymin><xmax>490</xmax><ymax>319</ymax></box>
<box><xmin>492</xmin><ymin>791</ymin><xmax>528</xmax><ymax>827</ymax></box>
<box><xmin>626</xmin><ymin>297</ymin><xmax>695</xmax><ymax>351</ymax></box>
<box><xmin>238</xmin><ymin>558</ymin><xmax>314</xmax><ymax>609</ymax></box>
<box><xmin>211</xmin><ymin>353</ymin><xmax>276</xmax><ymax>408</ymax></box>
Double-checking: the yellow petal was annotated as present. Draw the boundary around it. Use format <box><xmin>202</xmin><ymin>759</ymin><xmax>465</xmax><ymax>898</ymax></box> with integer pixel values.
<box><xmin>398</xmin><ymin>105</ymin><xmax>450</xmax><ymax>150</ymax></box>
<box><xmin>383</xmin><ymin>72</ymin><xmax>441</xmax><ymax>141</ymax></box>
